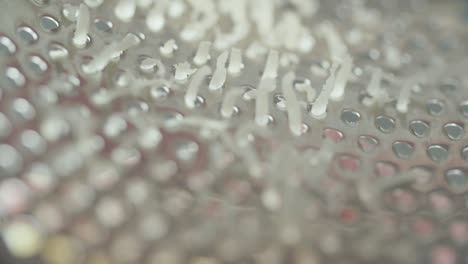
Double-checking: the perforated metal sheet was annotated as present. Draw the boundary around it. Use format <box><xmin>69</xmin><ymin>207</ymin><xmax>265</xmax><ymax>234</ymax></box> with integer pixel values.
<box><xmin>1</xmin><ymin>0</ymin><xmax>468</xmax><ymax>263</ymax></box>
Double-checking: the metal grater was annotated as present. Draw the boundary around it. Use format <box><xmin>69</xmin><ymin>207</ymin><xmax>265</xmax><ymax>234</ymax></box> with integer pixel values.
<box><xmin>1</xmin><ymin>0</ymin><xmax>468</xmax><ymax>263</ymax></box>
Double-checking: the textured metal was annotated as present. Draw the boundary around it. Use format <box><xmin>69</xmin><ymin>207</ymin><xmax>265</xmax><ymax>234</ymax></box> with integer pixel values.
<box><xmin>1</xmin><ymin>0</ymin><xmax>468</xmax><ymax>263</ymax></box>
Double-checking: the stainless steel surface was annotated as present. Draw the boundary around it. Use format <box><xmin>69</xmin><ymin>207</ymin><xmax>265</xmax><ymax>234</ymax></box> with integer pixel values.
<box><xmin>1</xmin><ymin>0</ymin><xmax>468</xmax><ymax>263</ymax></box>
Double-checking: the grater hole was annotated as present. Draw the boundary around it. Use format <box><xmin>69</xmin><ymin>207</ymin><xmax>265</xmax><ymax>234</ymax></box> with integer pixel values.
<box><xmin>392</xmin><ymin>141</ymin><xmax>414</xmax><ymax>160</ymax></box>
<box><xmin>0</xmin><ymin>144</ymin><xmax>23</xmax><ymax>176</ymax></box>
<box><xmin>449</xmin><ymin>219</ymin><xmax>468</xmax><ymax>244</ymax></box>
<box><xmin>341</xmin><ymin>109</ymin><xmax>361</xmax><ymax>127</ymax></box>
<box><xmin>0</xmin><ymin>178</ymin><xmax>31</xmax><ymax>216</ymax></box>
<box><xmin>18</xmin><ymin>129</ymin><xmax>47</xmax><ymax>156</ymax></box>
<box><xmin>376</xmin><ymin>161</ymin><xmax>399</xmax><ymax>177</ymax></box>
<box><xmin>3</xmin><ymin>66</ymin><xmax>26</xmax><ymax>89</ymax></box>
<box><xmin>30</xmin><ymin>0</ymin><xmax>50</xmax><ymax>7</ymax></box>
<box><xmin>445</xmin><ymin>168</ymin><xmax>468</xmax><ymax>190</ymax></box>
<box><xmin>439</xmin><ymin>79</ymin><xmax>458</xmax><ymax>97</ymax></box>
<box><xmin>0</xmin><ymin>35</ymin><xmax>17</xmax><ymax>55</ymax></box>
<box><xmin>459</xmin><ymin>100</ymin><xmax>468</xmax><ymax>118</ymax></box>
<box><xmin>323</xmin><ymin>128</ymin><xmax>344</xmax><ymax>143</ymax></box>
<box><xmin>150</xmin><ymin>85</ymin><xmax>171</xmax><ymax>101</ymax></box>
<box><xmin>193</xmin><ymin>95</ymin><xmax>206</xmax><ymax>108</ymax></box>
<box><xmin>0</xmin><ymin>113</ymin><xmax>12</xmax><ymax>139</ymax></box>
<box><xmin>10</xmin><ymin>98</ymin><xmax>36</xmax><ymax>122</ymax></box>
<box><xmin>173</xmin><ymin>139</ymin><xmax>200</xmax><ymax>164</ymax></box>
<box><xmin>462</xmin><ymin>146</ymin><xmax>468</xmax><ymax>162</ymax></box>
<box><xmin>273</xmin><ymin>94</ymin><xmax>287</xmax><ymax>111</ymax></box>
<box><xmin>23</xmin><ymin>163</ymin><xmax>56</xmax><ymax>194</ymax></box>
<box><xmin>125</xmin><ymin>99</ymin><xmax>150</xmax><ymax>115</ymax></box>
<box><xmin>94</xmin><ymin>19</ymin><xmax>114</xmax><ymax>33</ymax></box>
<box><xmin>443</xmin><ymin>122</ymin><xmax>464</xmax><ymax>141</ymax></box>
<box><xmin>409</xmin><ymin>120</ymin><xmax>430</xmax><ymax>138</ymax></box>
<box><xmin>337</xmin><ymin>154</ymin><xmax>361</xmax><ymax>172</ymax></box>
<box><xmin>39</xmin><ymin>15</ymin><xmax>60</xmax><ymax>33</ymax></box>
<box><xmin>412</xmin><ymin>216</ymin><xmax>435</xmax><ymax>240</ymax></box>
<box><xmin>427</xmin><ymin>144</ymin><xmax>449</xmax><ymax>163</ymax></box>
<box><xmin>386</xmin><ymin>188</ymin><xmax>418</xmax><ymax>213</ymax></box>
<box><xmin>27</xmin><ymin>55</ymin><xmax>49</xmax><ymax>76</ymax></box>
<box><xmin>95</xmin><ymin>196</ymin><xmax>127</xmax><ymax>229</ymax></box>
<box><xmin>426</xmin><ymin>99</ymin><xmax>444</xmax><ymax>116</ymax></box>
<box><xmin>428</xmin><ymin>190</ymin><xmax>454</xmax><ymax>216</ymax></box>
<box><xmin>357</xmin><ymin>135</ymin><xmax>379</xmax><ymax>153</ymax></box>
<box><xmin>375</xmin><ymin>115</ymin><xmax>396</xmax><ymax>133</ymax></box>
<box><xmin>410</xmin><ymin>166</ymin><xmax>435</xmax><ymax>191</ymax></box>
<box><xmin>47</xmin><ymin>43</ymin><xmax>69</xmax><ymax>60</ymax></box>
<box><xmin>17</xmin><ymin>26</ymin><xmax>39</xmax><ymax>45</ymax></box>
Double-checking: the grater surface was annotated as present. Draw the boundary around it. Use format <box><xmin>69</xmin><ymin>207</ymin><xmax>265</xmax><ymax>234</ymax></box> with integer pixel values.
<box><xmin>1</xmin><ymin>0</ymin><xmax>468</xmax><ymax>263</ymax></box>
